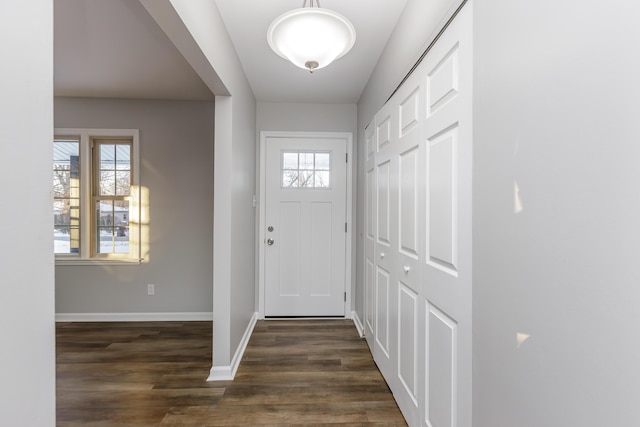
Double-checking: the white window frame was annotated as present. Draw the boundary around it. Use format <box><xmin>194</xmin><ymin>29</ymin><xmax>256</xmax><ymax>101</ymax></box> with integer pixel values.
<box><xmin>54</xmin><ymin>128</ymin><xmax>141</xmax><ymax>265</ymax></box>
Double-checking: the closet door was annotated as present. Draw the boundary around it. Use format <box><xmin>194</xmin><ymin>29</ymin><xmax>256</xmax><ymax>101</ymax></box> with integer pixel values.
<box><xmin>364</xmin><ymin>123</ymin><xmax>376</xmax><ymax>351</ymax></box>
<box><xmin>372</xmin><ymin>102</ymin><xmax>398</xmax><ymax>381</ymax></box>
<box><xmin>421</xmin><ymin>3</ymin><xmax>473</xmax><ymax>427</ymax></box>
<box><xmin>391</xmin><ymin>72</ymin><xmax>425</xmax><ymax>426</ymax></box>
<box><xmin>363</xmin><ymin>3</ymin><xmax>473</xmax><ymax>427</ymax></box>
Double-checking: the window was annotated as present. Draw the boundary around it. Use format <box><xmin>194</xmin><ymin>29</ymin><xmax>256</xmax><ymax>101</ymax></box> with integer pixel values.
<box><xmin>53</xmin><ymin>129</ymin><xmax>140</xmax><ymax>264</ymax></box>
<box><xmin>281</xmin><ymin>150</ymin><xmax>331</xmax><ymax>188</ymax></box>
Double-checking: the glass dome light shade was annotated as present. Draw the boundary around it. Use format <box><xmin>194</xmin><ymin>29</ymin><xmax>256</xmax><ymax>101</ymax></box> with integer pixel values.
<box><xmin>267</xmin><ymin>8</ymin><xmax>356</xmax><ymax>71</ymax></box>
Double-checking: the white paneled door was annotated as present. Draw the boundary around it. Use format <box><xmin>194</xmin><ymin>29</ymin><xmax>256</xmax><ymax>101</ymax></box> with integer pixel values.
<box><xmin>263</xmin><ymin>134</ymin><xmax>348</xmax><ymax>317</ymax></box>
<box><xmin>364</xmin><ymin>2</ymin><xmax>473</xmax><ymax>426</ymax></box>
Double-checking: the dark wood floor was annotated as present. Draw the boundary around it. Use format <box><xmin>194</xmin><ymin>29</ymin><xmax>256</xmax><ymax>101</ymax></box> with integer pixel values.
<box><xmin>56</xmin><ymin>319</ymin><xmax>407</xmax><ymax>426</ymax></box>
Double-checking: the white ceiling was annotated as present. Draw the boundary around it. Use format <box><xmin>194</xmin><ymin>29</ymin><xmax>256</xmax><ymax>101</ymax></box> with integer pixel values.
<box><xmin>54</xmin><ymin>0</ymin><xmax>407</xmax><ymax>104</ymax></box>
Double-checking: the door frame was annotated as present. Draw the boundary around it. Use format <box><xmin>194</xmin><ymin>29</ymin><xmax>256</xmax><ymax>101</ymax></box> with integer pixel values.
<box><xmin>257</xmin><ymin>131</ymin><xmax>354</xmax><ymax>319</ymax></box>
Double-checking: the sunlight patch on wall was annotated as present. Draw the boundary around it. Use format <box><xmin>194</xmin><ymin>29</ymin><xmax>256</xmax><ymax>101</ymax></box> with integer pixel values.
<box><xmin>516</xmin><ymin>332</ymin><xmax>531</xmax><ymax>349</ymax></box>
<box><xmin>131</xmin><ymin>185</ymin><xmax>151</xmax><ymax>263</ymax></box>
<box><xmin>514</xmin><ymin>181</ymin><xmax>524</xmax><ymax>214</ymax></box>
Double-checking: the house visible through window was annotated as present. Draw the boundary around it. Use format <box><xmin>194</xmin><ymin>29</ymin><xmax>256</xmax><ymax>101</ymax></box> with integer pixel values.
<box><xmin>54</xmin><ymin>129</ymin><xmax>140</xmax><ymax>263</ymax></box>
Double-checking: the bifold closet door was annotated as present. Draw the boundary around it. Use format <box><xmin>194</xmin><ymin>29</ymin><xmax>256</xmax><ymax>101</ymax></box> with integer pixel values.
<box><xmin>420</xmin><ymin>3</ymin><xmax>473</xmax><ymax>427</ymax></box>
<box><xmin>363</xmin><ymin>2</ymin><xmax>473</xmax><ymax>426</ymax></box>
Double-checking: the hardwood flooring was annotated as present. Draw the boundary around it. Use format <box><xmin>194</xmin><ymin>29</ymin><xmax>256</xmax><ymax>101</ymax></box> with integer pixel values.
<box><xmin>56</xmin><ymin>319</ymin><xmax>407</xmax><ymax>426</ymax></box>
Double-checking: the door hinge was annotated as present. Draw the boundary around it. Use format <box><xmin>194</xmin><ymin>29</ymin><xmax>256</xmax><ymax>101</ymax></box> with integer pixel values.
<box><xmin>344</xmin><ymin>292</ymin><xmax>347</xmax><ymax>302</ymax></box>
<box><xmin>345</xmin><ymin>222</ymin><xmax>348</xmax><ymax>232</ymax></box>
<box><xmin>346</xmin><ymin>153</ymin><xmax>348</xmax><ymax>163</ymax></box>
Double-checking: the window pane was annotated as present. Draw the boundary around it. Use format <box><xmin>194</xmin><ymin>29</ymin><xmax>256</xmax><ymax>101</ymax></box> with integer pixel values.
<box><xmin>96</xmin><ymin>200</ymin><xmax>130</xmax><ymax>254</ymax></box>
<box><xmin>315</xmin><ymin>153</ymin><xmax>330</xmax><ymax>170</ymax></box>
<box><xmin>299</xmin><ymin>152</ymin><xmax>314</xmax><ymax>170</ymax></box>
<box><xmin>100</xmin><ymin>145</ymin><xmax>116</xmax><ymax>170</ymax></box>
<box><xmin>99</xmin><ymin>143</ymin><xmax>131</xmax><ymax>196</ymax></box>
<box><xmin>98</xmin><ymin>227</ymin><xmax>114</xmax><ymax>254</ymax></box>
<box><xmin>116</xmin><ymin>145</ymin><xmax>131</xmax><ymax>168</ymax></box>
<box><xmin>116</xmin><ymin>171</ymin><xmax>130</xmax><ymax>196</ymax></box>
<box><xmin>314</xmin><ymin>171</ymin><xmax>330</xmax><ymax>188</ymax></box>
<box><xmin>282</xmin><ymin>170</ymin><xmax>299</xmax><ymax>187</ymax></box>
<box><xmin>299</xmin><ymin>170</ymin><xmax>314</xmax><ymax>187</ymax></box>
<box><xmin>53</xmin><ymin>139</ymin><xmax>80</xmax><ymax>254</ymax></box>
<box><xmin>100</xmin><ymin>171</ymin><xmax>116</xmax><ymax>195</ymax></box>
<box><xmin>283</xmin><ymin>152</ymin><xmax>298</xmax><ymax>170</ymax></box>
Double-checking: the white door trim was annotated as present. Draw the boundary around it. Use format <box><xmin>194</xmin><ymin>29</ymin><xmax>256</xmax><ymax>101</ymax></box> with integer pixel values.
<box><xmin>258</xmin><ymin>131</ymin><xmax>354</xmax><ymax>319</ymax></box>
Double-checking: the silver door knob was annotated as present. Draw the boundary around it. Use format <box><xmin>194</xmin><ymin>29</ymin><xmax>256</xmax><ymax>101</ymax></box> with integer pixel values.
<box><xmin>403</xmin><ymin>265</ymin><xmax>411</xmax><ymax>274</ymax></box>
<box><xmin>380</xmin><ymin>252</ymin><xmax>385</xmax><ymax>259</ymax></box>
<box><xmin>267</xmin><ymin>238</ymin><xmax>275</xmax><ymax>246</ymax></box>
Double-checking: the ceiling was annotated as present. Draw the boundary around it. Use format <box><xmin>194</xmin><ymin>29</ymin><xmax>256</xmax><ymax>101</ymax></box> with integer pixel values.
<box><xmin>54</xmin><ymin>0</ymin><xmax>407</xmax><ymax>104</ymax></box>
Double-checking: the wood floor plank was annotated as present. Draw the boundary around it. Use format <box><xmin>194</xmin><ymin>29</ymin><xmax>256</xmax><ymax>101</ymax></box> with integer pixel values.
<box><xmin>57</xmin><ymin>319</ymin><xmax>406</xmax><ymax>425</ymax></box>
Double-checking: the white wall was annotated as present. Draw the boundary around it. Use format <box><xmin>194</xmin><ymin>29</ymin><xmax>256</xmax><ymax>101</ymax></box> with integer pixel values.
<box><xmin>473</xmin><ymin>1</ymin><xmax>640</xmax><ymax>425</ymax></box>
<box><xmin>257</xmin><ymin>102</ymin><xmax>356</xmax><ymax>133</ymax></box>
<box><xmin>142</xmin><ymin>0</ymin><xmax>258</xmax><ymax>371</ymax></box>
<box><xmin>0</xmin><ymin>1</ymin><xmax>56</xmax><ymax>425</ymax></box>
<box><xmin>54</xmin><ymin>97</ymin><xmax>214</xmax><ymax>316</ymax></box>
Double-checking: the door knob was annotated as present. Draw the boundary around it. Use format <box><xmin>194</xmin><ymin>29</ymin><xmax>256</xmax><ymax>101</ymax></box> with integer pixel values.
<box><xmin>267</xmin><ymin>238</ymin><xmax>275</xmax><ymax>246</ymax></box>
<box><xmin>380</xmin><ymin>252</ymin><xmax>385</xmax><ymax>259</ymax></box>
<box><xmin>403</xmin><ymin>265</ymin><xmax>411</xmax><ymax>274</ymax></box>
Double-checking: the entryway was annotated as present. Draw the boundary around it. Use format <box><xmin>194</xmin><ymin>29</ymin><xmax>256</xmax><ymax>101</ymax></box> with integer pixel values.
<box><xmin>258</xmin><ymin>132</ymin><xmax>353</xmax><ymax>317</ymax></box>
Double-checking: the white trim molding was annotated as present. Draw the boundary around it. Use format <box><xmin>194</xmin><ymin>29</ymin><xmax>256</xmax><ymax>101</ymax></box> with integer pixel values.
<box><xmin>55</xmin><ymin>312</ymin><xmax>213</xmax><ymax>322</ymax></box>
<box><xmin>208</xmin><ymin>312</ymin><xmax>258</xmax><ymax>381</ymax></box>
<box><xmin>352</xmin><ymin>311</ymin><xmax>365</xmax><ymax>338</ymax></box>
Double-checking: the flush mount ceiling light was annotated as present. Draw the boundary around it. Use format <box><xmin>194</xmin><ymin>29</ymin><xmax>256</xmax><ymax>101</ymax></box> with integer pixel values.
<box><xmin>267</xmin><ymin>0</ymin><xmax>356</xmax><ymax>73</ymax></box>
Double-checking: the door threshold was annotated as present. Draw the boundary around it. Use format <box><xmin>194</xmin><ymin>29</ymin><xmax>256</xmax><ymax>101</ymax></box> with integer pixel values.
<box><xmin>264</xmin><ymin>315</ymin><xmax>345</xmax><ymax>319</ymax></box>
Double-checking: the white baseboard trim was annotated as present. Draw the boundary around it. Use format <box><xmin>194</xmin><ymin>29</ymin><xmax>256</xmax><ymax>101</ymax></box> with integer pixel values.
<box><xmin>55</xmin><ymin>312</ymin><xmax>213</xmax><ymax>322</ymax></box>
<box><xmin>207</xmin><ymin>312</ymin><xmax>258</xmax><ymax>382</ymax></box>
<box><xmin>352</xmin><ymin>311</ymin><xmax>365</xmax><ymax>338</ymax></box>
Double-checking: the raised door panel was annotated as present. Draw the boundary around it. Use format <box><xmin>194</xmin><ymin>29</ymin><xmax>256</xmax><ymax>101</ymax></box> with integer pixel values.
<box><xmin>425</xmin><ymin>303</ymin><xmax>457</xmax><ymax>427</ymax></box>
<box><xmin>375</xmin><ymin>266</ymin><xmax>391</xmax><ymax>360</ymax></box>
<box><xmin>426</xmin><ymin>126</ymin><xmax>458</xmax><ymax>276</ymax></box>
<box><xmin>365</xmin><ymin>258</ymin><xmax>375</xmax><ymax>336</ymax></box>
<box><xmin>399</xmin><ymin>145</ymin><xmax>420</xmax><ymax>262</ymax></box>
<box><xmin>377</xmin><ymin>114</ymin><xmax>392</xmax><ymax>153</ymax></box>
<box><xmin>366</xmin><ymin>122</ymin><xmax>376</xmax><ymax>161</ymax></box>
<box><xmin>309</xmin><ymin>202</ymin><xmax>332</xmax><ymax>296</ymax></box>
<box><xmin>399</xmin><ymin>283</ymin><xmax>419</xmax><ymax>405</ymax></box>
<box><xmin>376</xmin><ymin>160</ymin><xmax>392</xmax><ymax>248</ymax></box>
<box><xmin>278</xmin><ymin>201</ymin><xmax>302</xmax><ymax>296</ymax></box>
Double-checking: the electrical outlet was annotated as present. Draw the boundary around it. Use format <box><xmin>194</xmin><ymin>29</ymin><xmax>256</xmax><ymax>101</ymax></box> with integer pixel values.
<box><xmin>147</xmin><ymin>284</ymin><xmax>155</xmax><ymax>296</ymax></box>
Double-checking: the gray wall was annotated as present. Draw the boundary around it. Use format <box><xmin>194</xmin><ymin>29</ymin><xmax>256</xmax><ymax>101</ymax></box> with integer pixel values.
<box><xmin>0</xmin><ymin>0</ymin><xmax>56</xmax><ymax>424</ymax></box>
<box><xmin>150</xmin><ymin>0</ymin><xmax>258</xmax><ymax>368</ymax></box>
<box><xmin>473</xmin><ymin>1</ymin><xmax>640</xmax><ymax>425</ymax></box>
<box><xmin>55</xmin><ymin>97</ymin><xmax>214</xmax><ymax>315</ymax></box>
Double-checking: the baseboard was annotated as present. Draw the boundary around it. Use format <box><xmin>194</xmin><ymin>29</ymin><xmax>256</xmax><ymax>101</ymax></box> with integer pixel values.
<box><xmin>352</xmin><ymin>310</ymin><xmax>365</xmax><ymax>338</ymax></box>
<box><xmin>55</xmin><ymin>312</ymin><xmax>213</xmax><ymax>322</ymax></box>
<box><xmin>207</xmin><ymin>312</ymin><xmax>258</xmax><ymax>381</ymax></box>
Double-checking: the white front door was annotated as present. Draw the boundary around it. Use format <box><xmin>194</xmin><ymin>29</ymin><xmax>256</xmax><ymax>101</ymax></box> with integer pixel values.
<box><xmin>263</xmin><ymin>134</ymin><xmax>348</xmax><ymax>317</ymax></box>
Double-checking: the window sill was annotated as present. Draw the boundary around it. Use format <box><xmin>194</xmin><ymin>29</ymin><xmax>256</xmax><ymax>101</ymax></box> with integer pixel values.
<box><xmin>55</xmin><ymin>258</ymin><xmax>143</xmax><ymax>266</ymax></box>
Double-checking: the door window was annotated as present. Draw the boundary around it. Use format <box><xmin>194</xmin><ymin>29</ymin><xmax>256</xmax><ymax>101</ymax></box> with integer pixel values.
<box><xmin>281</xmin><ymin>150</ymin><xmax>331</xmax><ymax>188</ymax></box>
